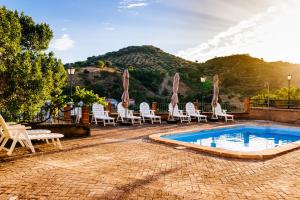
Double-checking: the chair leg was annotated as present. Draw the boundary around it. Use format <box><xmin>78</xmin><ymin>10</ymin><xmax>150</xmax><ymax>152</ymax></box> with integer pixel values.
<box><xmin>7</xmin><ymin>138</ymin><xmax>19</xmax><ymax>156</ymax></box>
<box><xmin>0</xmin><ymin>135</ymin><xmax>4</xmax><ymax>144</ymax></box>
<box><xmin>51</xmin><ymin>138</ymin><xmax>57</xmax><ymax>146</ymax></box>
<box><xmin>26</xmin><ymin>139</ymin><xmax>36</xmax><ymax>154</ymax></box>
<box><xmin>56</xmin><ymin>139</ymin><xmax>62</xmax><ymax>149</ymax></box>
<box><xmin>0</xmin><ymin>137</ymin><xmax>9</xmax><ymax>150</ymax></box>
<box><xmin>19</xmin><ymin>140</ymin><xmax>26</xmax><ymax>147</ymax></box>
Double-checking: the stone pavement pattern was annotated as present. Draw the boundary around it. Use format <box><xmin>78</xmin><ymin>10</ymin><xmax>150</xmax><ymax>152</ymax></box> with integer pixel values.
<box><xmin>0</xmin><ymin>123</ymin><xmax>300</xmax><ymax>200</ymax></box>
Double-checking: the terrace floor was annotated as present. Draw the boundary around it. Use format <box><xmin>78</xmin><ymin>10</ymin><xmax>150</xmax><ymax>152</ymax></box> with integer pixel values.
<box><xmin>1</xmin><ymin>121</ymin><xmax>300</xmax><ymax>199</ymax></box>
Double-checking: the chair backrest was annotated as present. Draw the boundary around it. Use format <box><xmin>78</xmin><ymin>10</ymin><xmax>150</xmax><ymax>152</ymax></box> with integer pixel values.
<box><xmin>117</xmin><ymin>102</ymin><xmax>126</xmax><ymax>117</ymax></box>
<box><xmin>0</xmin><ymin>115</ymin><xmax>13</xmax><ymax>138</ymax></box>
<box><xmin>168</xmin><ymin>103</ymin><xmax>180</xmax><ymax>116</ymax></box>
<box><xmin>92</xmin><ymin>103</ymin><xmax>105</xmax><ymax>117</ymax></box>
<box><xmin>139</xmin><ymin>102</ymin><xmax>151</xmax><ymax>116</ymax></box>
<box><xmin>185</xmin><ymin>102</ymin><xmax>196</xmax><ymax>115</ymax></box>
<box><xmin>213</xmin><ymin>103</ymin><xmax>223</xmax><ymax>115</ymax></box>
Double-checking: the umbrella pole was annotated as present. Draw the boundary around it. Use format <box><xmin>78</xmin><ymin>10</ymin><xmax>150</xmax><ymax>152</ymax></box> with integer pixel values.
<box><xmin>171</xmin><ymin>105</ymin><xmax>175</xmax><ymax>120</ymax></box>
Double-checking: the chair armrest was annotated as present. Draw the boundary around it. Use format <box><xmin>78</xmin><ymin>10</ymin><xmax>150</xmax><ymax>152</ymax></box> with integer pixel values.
<box><xmin>150</xmin><ymin>110</ymin><xmax>156</xmax><ymax>115</ymax></box>
<box><xmin>129</xmin><ymin>110</ymin><xmax>134</xmax><ymax>116</ymax></box>
<box><xmin>179</xmin><ymin>110</ymin><xmax>184</xmax><ymax>115</ymax></box>
<box><xmin>8</xmin><ymin>124</ymin><xmax>31</xmax><ymax>129</ymax></box>
<box><xmin>7</xmin><ymin>126</ymin><xmax>27</xmax><ymax>130</ymax></box>
<box><xmin>7</xmin><ymin>122</ymin><xmax>17</xmax><ymax>125</ymax></box>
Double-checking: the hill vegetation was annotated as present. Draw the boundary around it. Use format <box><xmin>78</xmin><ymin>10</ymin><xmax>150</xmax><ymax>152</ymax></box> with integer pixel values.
<box><xmin>65</xmin><ymin>45</ymin><xmax>300</xmax><ymax>104</ymax></box>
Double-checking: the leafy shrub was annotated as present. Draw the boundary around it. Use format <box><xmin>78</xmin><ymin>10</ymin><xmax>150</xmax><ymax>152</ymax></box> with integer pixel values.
<box><xmin>73</xmin><ymin>86</ymin><xmax>106</xmax><ymax>106</ymax></box>
<box><xmin>97</xmin><ymin>60</ymin><xmax>105</xmax><ymax>68</ymax></box>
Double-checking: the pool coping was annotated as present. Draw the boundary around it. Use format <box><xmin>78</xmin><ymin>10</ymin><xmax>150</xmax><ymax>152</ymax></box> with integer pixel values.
<box><xmin>149</xmin><ymin>124</ymin><xmax>300</xmax><ymax>160</ymax></box>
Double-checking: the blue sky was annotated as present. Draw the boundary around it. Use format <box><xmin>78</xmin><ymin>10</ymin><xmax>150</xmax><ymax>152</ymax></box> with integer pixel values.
<box><xmin>1</xmin><ymin>0</ymin><xmax>300</xmax><ymax>63</ymax></box>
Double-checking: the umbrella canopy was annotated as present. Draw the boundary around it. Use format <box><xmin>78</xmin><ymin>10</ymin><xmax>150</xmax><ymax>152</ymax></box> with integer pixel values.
<box><xmin>211</xmin><ymin>74</ymin><xmax>219</xmax><ymax>117</ymax></box>
<box><xmin>121</xmin><ymin>69</ymin><xmax>130</xmax><ymax>109</ymax></box>
<box><xmin>171</xmin><ymin>73</ymin><xmax>180</xmax><ymax>107</ymax></box>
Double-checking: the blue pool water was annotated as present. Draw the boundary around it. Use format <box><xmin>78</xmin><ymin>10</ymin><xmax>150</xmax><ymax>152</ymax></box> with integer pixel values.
<box><xmin>163</xmin><ymin>125</ymin><xmax>300</xmax><ymax>152</ymax></box>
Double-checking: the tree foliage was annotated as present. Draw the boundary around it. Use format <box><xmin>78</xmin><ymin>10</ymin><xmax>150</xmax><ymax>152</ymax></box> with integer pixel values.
<box><xmin>0</xmin><ymin>7</ymin><xmax>67</xmax><ymax>120</ymax></box>
<box><xmin>252</xmin><ymin>87</ymin><xmax>300</xmax><ymax>100</ymax></box>
<box><xmin>97</xmin><ymin>60</ymin><xmax>105</xmax><ymax>69</ymax></box>
<box><xmin>73</xmin><ymin>86</ymin><xmax>106</xmax><ymax>106</ymax></box>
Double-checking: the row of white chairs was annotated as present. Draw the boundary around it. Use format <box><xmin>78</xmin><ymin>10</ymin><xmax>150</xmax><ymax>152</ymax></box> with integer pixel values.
<box><xmin>89</xmin><ymin>102</ymin><xmax>234</xmax><ymax>126</ymax></box>
<box><xmin>169</xmin><ymin>102</ymin><xmax>234</xmax><ymax>123</ymax></box>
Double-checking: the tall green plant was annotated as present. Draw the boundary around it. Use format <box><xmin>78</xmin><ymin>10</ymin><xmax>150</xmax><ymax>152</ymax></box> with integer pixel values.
<box><xmin>0</xmin><ymin>7</ymin><xmax>67</xmax><ymax>120</ymax></box>
<box><xmin>73</xmin><ymin>86</ymin><xmax>106</xmax><ymax>106</ymax></box>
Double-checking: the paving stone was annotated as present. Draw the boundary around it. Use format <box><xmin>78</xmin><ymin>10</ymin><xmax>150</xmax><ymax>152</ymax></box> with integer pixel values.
<box><xmin>0</xmin><ymin>122</ymin><xmax>299</xmax><ymax>199</ymax></box>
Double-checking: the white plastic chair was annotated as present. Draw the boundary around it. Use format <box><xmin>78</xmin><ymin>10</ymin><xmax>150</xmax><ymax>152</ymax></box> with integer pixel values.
<box><xmin>0</xmin><ymin>115</ymin><xmax>64</xmax><ymax>156</ymax></box>
<box><xmin>168</xmin><ymin>103</ymin><xmax>191</xmax><ymax>123</ymax></box>
<box><xmin>214</xmin><ymin>103</ymin><xmax>234</xmax><ymax>122</ymax></box>
<box><xmin>185</xmin><ymin>102</ymin><xmax>207</xmax><ymax>122</ymax></box>
<box><xmin>117</xmin><ymin>103</ymin><xmax>142</xmax><ymax>125</ymax></box>
<box><xmin>139</xmin><ymin>102</ymin><xmax>161</xmax><ymax>124</ymax></box>
<box><xmin>91</xmin><ymin>103</ymin><xmax>115</xmax><ymax>126</ymax></box>
<box><xmin>71</xmin><ymin>107</ymin><xmax>82</xmax><ymax>123</ymax></box>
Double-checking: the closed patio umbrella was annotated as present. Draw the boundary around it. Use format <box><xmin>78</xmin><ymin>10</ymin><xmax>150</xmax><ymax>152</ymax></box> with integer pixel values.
<box><xmin>122</xmin><ymin>69</ymin><xmax>130</xmax><ymax>117</ymax></box>
<box><xmin>171</xmin><ymin>73</ymin><xmax>180</xmax><ymax>119</ymax></box>
<box><xmin>211</xmin><ymin>74</ymin><xmax>219</xmax><ymax>119</ymax></box>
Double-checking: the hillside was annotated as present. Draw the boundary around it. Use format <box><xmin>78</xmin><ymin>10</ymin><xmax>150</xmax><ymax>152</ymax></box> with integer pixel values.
<box><xmin>65</xmin><ymin>45</ymin><xmax>300</xmax><ymax>104</ymax></box>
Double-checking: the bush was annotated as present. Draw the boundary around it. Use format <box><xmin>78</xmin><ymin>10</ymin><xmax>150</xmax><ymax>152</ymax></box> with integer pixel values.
<box><xmin>97</xmin><ymin>60</ymin><xmax>105</xmax><ymax>68</ymax></box>
<box><xmin>73</xmin><ymin>86</ymin><xmax>106</xmax><ymax>106</ymax></box>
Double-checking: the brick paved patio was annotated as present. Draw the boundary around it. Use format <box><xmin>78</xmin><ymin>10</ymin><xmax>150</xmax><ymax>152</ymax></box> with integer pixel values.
<box><xmin>1</xmin><ymin>122</ymin><xmax>300</xmax><ymax>199</ymax></box>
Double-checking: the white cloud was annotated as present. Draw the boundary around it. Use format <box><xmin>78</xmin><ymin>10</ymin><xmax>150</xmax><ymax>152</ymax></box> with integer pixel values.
<box><xmin>119</xmin><ymin>0</ymin><xmax>149</xmax><ymax>9</ymax></box>
<box><xmin>50</xmin><ymin>34</ymin><xmax>75</xmax><ymax>51</ymax></box>
<box><xmin>102</xmin><ymin>22</ymin><xmax>116</xmax><ymax>31</ymax></box>
<box><xmin>104</xmin><ymin>27</ymin><xmax>115</xmax><ymax>31</ymax></box>
<box><xmin>177</xmin><ymin>0</ymin><xmax>300</xmax><ymax>63</ymax></box>
<box><xmin>61</xmin><ymin>27</ymin><xmax>67</xmax><ymax>31</ymax></box>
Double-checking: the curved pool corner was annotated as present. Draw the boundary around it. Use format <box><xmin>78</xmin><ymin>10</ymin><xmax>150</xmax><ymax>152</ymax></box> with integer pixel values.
<box><xmin>149</xmin><ymin>125</ymin><xmax>300</xmax><ymax>160</ymax></box>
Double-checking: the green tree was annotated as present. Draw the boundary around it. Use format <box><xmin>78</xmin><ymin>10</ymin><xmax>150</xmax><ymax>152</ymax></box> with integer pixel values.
<box><xmin>0</xmin><ymin>7</ymin><xmax>67</xmax><ymax>120</ymax></box>
<box><xmin>97</xmin><ymin>60</ymin><xmax>105</xmax><ymax>69</ymax></box>
<box><xmin>252</xmin><ymin>87</ymin><xmax>300</xmax><ymax>100</ymax></box>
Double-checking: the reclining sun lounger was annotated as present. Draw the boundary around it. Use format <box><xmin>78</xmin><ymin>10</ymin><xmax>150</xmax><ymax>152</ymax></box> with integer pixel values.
<box><xmin>185</xmin><ymin>102</ymin><xmax>207</xmax><ymax>122</ymax></box>
<box><xmin>117</xmin><ymin>103</ymin><xmax>142</xmax><ymax>125</ymax></box>
<box><xmin>139</xmin><ymin>102</ymin><xmax>161</xmax><ymax>124</ymax></box>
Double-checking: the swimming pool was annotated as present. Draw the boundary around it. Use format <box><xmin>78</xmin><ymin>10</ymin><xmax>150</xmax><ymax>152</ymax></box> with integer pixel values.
<box><xmin>163</xmin><ymin>125</ymin><xmax>300</xmax><ymax>152</ymax></box>
<box><xmin>150</xmin><ymin>125</ymin><xmax>300</xmax><ymax>159</ymax></box>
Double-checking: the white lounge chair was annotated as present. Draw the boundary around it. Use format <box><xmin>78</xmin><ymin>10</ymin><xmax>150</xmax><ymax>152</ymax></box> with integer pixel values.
<box><xmin>117</xmin><ymin>103</ymin><xmax>142</xmax><ymax>125</ymax></box>
<box><xmin>0</xmin><ymin>115</ymin><xmax>52</xmax><ymax>138</ymax></box>
<box><xmin>139</xmin><ymin>102</ymin><xmax>161</xmax><ymax>124</ymax></box>
<box><xmin>185</xmin><ymin>102</ymin><xmax>207</xmax><ymax>122</ymax></box>
<box><xmin>91</xmin><ymin>103</ymin><xmax>115</xmax><ymax>126</ymax></box>
<box><xmin>0</xmin><ymin>115</ymin><xmax>64</xmax><ymax>156</ymax></box>
<box><xmin>214</xmin><ymin>103</ymin><xmax>234</xmax><ymax>122</ymax></box>
<box><xmin>168</xmin><ymin>103</ymin><xmax>191</xmax><ymax>123</ymax></box>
